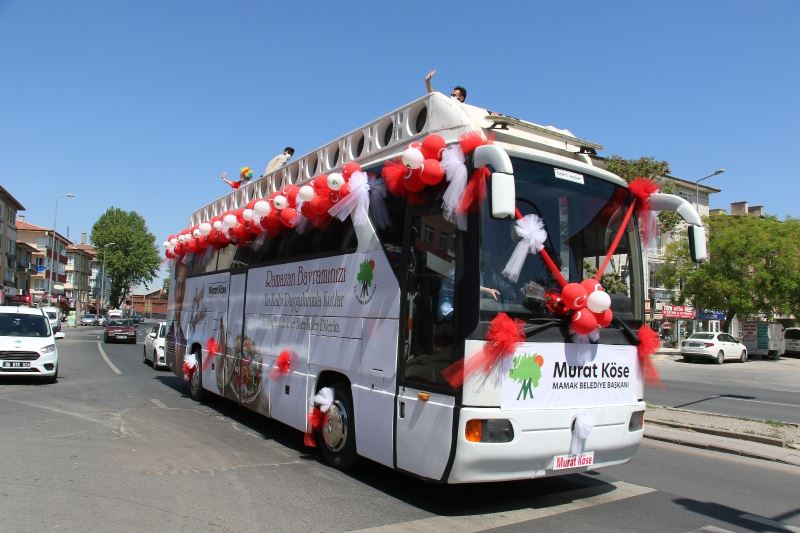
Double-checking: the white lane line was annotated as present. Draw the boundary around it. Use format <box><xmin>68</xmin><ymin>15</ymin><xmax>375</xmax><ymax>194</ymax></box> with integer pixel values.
<box><xmin>719</xmin><ymin>396</ymin><xmax>800</xmax><ymax>409</ymax></box>
<box><xmin>739</xmin><ymin>513</ymin><xmax>800</xmax><ymax>532</ymax></box>
<box><xmin>150</xmin><ymin>399</ymin><xmax>167</xmax><ymax>409</ymax></box>
<box><xmin>96</xmin><ymin>342</ymin><xmax>122</xmax><ymax>375</ymax></box>
<box><xmin>350</xmin><ymin>480</ymin><xmax>655</xmax><ymax>532</ymax></box>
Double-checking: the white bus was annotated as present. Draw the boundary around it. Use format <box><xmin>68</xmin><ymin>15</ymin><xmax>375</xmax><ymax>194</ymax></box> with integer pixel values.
<box><xmin>165</xmin><ymin>93</ymin><xmax>705</xmax><ymax>483</ymax></box>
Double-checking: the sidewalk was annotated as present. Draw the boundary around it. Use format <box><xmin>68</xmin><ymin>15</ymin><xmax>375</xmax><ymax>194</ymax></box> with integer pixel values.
<box><xmin>644</xmin><ymin>406</ymin><xmax>800</xmax><ymax>467</ymax></box>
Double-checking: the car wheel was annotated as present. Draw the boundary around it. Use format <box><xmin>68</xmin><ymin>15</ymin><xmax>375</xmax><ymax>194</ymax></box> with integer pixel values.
<box><xmin>143</xmin><ymin>345</ymin><xmax>148</xmax><ymax>364</ymax></box>
<box><xmin>153</xmin><ymin>350</ymin><xmax>159</xmax><ymax>369</ymax></box>
<box><xmin>716</xmin><ymin>350</ymin><xmax>725</xmax><ymax>365</ymax></box>
<box><xmin>318</xmin><ymin>382</ymin><xmax>358</xmax><ymax>470</ymax></box>
<box><xmin>740</xmin><ymin>350</ymin><xmax>747</xmax><ymax>363</ymax></box>
<box><xmin>188</xmin><ymin>350</ymin><xmax>205</xmax><ymax>401</ymax></box>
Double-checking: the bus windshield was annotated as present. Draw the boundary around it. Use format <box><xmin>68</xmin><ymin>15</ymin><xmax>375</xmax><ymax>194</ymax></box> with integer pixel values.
<box><xmin>479</xmin><ymin>158</ymin><xmax>642</xmax><ymax>325</ymax></box>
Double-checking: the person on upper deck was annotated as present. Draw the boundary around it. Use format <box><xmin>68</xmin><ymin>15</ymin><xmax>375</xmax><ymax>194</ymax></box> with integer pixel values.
<box><xmin>425</xmin><ymin>69</ymin><xmax>467</xmax><ymax>103</ymax></box>
<box><xmin>221</xmin><ymin>167</ymin><xmax>253</xmax><ymax>190</ymax></box>
<box><xmin>262</xmin><ymin>147</ymin><xmax>295</xmax><ymax>177</ymax></box>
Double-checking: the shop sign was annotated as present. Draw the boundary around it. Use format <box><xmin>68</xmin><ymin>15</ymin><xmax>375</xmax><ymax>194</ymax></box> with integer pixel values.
<box><xmin>663</xmin><ymin>304</ymin><xmax>695</xmax><ymax>319</ymax></box>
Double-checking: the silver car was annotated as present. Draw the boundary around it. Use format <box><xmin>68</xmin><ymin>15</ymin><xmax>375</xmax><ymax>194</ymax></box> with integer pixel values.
<box><xmin>80</xmin><ymin>314</ymin><xmax>99</xmax><ymax>326</ymax></box>
<box><xmin>681</xmin><ymin>332</ymin><xmax>747</xmax><ymax>364</ymax></box>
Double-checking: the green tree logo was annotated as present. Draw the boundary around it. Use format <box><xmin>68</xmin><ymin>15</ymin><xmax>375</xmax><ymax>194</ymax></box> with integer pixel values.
<box><xmin>356</xmin><ymin>259</ymin><xmax>376</xmax><ymax>300</ymax></box>
<box><xmin>508</xmin><ymin>353</ymin><xmax>544</xmax><ymax>401</ymax></box>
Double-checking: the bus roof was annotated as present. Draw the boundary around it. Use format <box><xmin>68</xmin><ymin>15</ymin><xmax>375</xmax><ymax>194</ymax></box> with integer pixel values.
<box><xmin>190</xmin><ymin>93</ymin><xmax>615</xmax><ymax>226</ymax></box>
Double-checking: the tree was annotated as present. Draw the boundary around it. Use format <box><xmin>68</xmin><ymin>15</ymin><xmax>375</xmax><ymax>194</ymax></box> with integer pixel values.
<box><xmin>161</xmin><ymin>276</ymin><xmax>170</xmax><ymax>299</ymax></box>
<box><xmin>662</xmin><ymin>214</ymin><xmax>800</xmax><ymax>331</ymax></box>
<box><xmin>604</xmin><ymin>155</ymin><xmax>681</xmax><ymax>235</ymax></box>
<box><xmin>91</xmin><ymin>208</ymin><xmax>161</xmax><ymax>308</ymax></box>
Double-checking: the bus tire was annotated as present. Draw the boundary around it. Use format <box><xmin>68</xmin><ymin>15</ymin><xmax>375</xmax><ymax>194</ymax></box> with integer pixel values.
<box><xmin>188</xmin><ymin>350</ymin><xmax>205</xmax><ymax>402</ymax></box>
<box><xmin>319</xmin><ymin>382</ymin><xmax>358</xmax><ymax>470</ymax></box>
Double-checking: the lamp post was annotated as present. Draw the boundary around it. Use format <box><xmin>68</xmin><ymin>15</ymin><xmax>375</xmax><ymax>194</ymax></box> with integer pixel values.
<box><xmin>47</xmin><ymin>194</ymin><xmax>75</xmax><ymax>305</ymax></box>
<box><xmin>694</xmin><ymin>168</ymin><xmax>726</xmax><ymax>212</ymax></box>
<box><xmin>99</xmin><ymin>243</ymin><xmax>116</xmax><ymax>313</ymax></box>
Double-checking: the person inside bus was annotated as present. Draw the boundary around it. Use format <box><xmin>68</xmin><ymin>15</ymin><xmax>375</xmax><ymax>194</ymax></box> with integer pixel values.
<box><xmin>221</xmin><ymin>167</ymin><xmax>253</xmax><ymax>190</ymax></box>
<box><xmin>425</xmin><ymin>69</ymin><xmax>467</xmax><ymax>103</ymax></box>
<box><xmin>437</xmin><ymin>267</ymin><xmax>500</xmax><ymax>322</ymax></box>
<box><xmin>262</xmin><ymin>147</ymin><xmax>295</xmax><ymax>177</ymax></box>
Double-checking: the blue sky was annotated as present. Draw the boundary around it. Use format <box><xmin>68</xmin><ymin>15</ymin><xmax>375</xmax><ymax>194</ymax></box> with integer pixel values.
<box><xmin>1</xmin><ymin>1</ymin><xmax>798</xmax><ymax>287</ymax></box>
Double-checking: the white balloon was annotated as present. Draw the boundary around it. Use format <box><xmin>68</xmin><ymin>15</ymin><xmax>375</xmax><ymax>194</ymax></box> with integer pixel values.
<box><xmin>170</xmin><ymin>238</ymin><xmax>178</xmax><ymax>247</ymax></box>
<box><xmin>212</xmin><ymin>220</ymin><xmax>223</xmax><ymax>231</ymax></box>
<box><xmin>586</xmin><ymin>290</ymin><xmax>612</xmax><ymax>313</ymax></box>
<box><xmin>273</xmin><ymin>195</ymin><xmax>288</xmax><ymax>210</ymax></box>
<box><xmin>192</xmin><ymin>229</ymin><xmax>201</xmax><ymax>238</ymax></box>
<box><xmin>242</xmin><ymin>208</ymin><xmax>254</xmax><ymax>221</ymax></box>
<box><xmin>253</xmin><ymin>200</ymin><xmax>270</xmax><ymax>217</ymax></box>
<box><xmin>162</xmin><ymin>241</ymin><xmax>170</xmax><ymax>249</ymax></box>
<box><xmin>178</xmin><ymin>235</ymin><xmax>186</xmax><ymax>243</ymax></box>
<box><xmin>401</xmin><ymin>147</ymin><xmax>424</xmax><ymax>169</ymax></box>
<box><xmin>299</xmin><ymin>185</ymin><xmax>315</xmax><ymax>202</ymax></box>
<box><xmin>199</xmin><ymin>222</ymin><xmax>212</xmax><ymax>235</ymax></box>
<box><xmin>327</xmin><ymin>173</ymin><xmax>344</xmax><ymax>191</ymax></box>
<box><xmin>223</xmin><ymin>214</ymin><xmax>238</xmax><ymax>228</ymax></box>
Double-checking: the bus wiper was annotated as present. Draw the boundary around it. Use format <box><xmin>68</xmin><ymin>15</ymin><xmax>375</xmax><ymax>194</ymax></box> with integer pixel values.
<box><xmin>610</xmin><ymin>315</ymin><xmax>639</xmax><ymax>345</ymax></box>
<box><xmin>523</xmin><ymin>318</ymin><xmax>566</xmax><ymax>337</ymax></box>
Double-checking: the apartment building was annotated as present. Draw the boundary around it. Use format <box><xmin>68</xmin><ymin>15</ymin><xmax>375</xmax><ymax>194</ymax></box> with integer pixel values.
<box><xmin>66</xmin><ymin>239</ymin><xmax>94</xmax><ymax>316</ymax></box>
<box><xmin>15</xmin><ymin>218</ymin><xmax>72</xmax><ymax>306</ymax></box>
<box><xmin>0</xmin><ymin>186</ymin><xmax>26</xmax><ymax>303</ymax></box>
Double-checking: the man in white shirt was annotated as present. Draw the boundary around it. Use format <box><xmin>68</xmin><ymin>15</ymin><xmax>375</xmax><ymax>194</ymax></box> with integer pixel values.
<box><xmin>262</xmin><ymin>147</ymin><xmax>295</xmax><ymax>176</ymax></box>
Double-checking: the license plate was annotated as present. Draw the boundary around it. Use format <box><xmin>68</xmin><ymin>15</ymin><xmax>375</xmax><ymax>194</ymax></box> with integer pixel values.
<box><xmin>552</xmin><ymin>452</ymin><xmax>595</xmax><ymax>470</ymax></box>
<box><xmin>117</xmin><ymin>335</ymin><xmax>128</xmax><ymax>339</ymax></box>
<box><xmin>2</xmin><ymin>361</ymin><xmax>31</xmax><ymax>368</ymax></box>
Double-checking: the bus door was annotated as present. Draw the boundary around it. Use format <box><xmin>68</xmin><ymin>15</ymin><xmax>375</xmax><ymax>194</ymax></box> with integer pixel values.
<box><xmin>395</xmin><ymin>209</ymin><xmax>458</xmax><ymax>480</ymax></box>
<box><xmin>221</xmin><ymin>273</ymin><xmax>247</xmax><ymax>404</ymax></box>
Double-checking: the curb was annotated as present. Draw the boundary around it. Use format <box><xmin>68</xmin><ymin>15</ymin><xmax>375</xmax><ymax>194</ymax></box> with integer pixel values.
<box><xmin>647</xmin><ymin>420</ymin><xmax>786</xmax><ymax>447</ymax></box>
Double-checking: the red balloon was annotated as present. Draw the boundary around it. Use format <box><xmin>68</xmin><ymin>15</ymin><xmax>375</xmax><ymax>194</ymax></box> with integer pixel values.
<box><xmin>314</xmin><ymin>175</ymin><xmax>329</xmax><ymax>191</ymax></box>
<box><xmin>330</xmin><ymin>183</ymin><xmax>349</xmax><ymax>203</ymax></box>
<box><xmin>236</xmin><ymin>208</ymin><xmax>246</xmax><ymax>224</ymax></box>
<box><xmin>187</xmin><ymin>239</ymin><xmax>199</xmax><ymax>253</ymax></box>
<box><xmin>283</xmin><ymin>184</ymin><xmax>299</xmax><ymax>206</ymax></box>
<box><xmin>581</xmin><ymin>279</ymin><xmax>603</xmax><ymax>295</ymax></box>
<box><xmin>419</xmin><ymin>159</ymin><xmax>444</xmax><ymax>185</ymax></box>
<box><xmin>230</xmin><ymin>224</ymin><xmax>246</xmax><ymax>239</ymax></box>
<box><xmin>265</xmin><ymin>210</ymin><xmax>282</xmax><ymax>229</ymax></box>
<box><xmin>280</xmin><ymin>207</ymin><xmax>298</xmax><ymax>227</ymax></box>
<box><xmin>215</xmin><ymin>232</ymin><xmax>229</xmax><ymax>247</ymax></box>
<box><xmin>404</xmin><ymin>168</ymin><xmax>426</xmax><ymax>192</ymax></box>
<box><xmin>165</xmin><ymin>250</ymin><xmax>174</xmax><ymax>259</ymax></box>
<box><xmin>421</xmin><ymin>134</ymin><xmax>446</xmax><ymax>160</ymax></box>
<box><xmin>342</xmin><ymin>162</ymin><xmax>361</xmax><ymax>179</ymax></box>
<box><xmin>246</xmin><ymin>199</ymin><xmax>258</xmax><ymax>210</ymax></box>
<box><xmin>571</xmin><ymin>310</ymin><xmax>598</xmax><ymax>335</ymax></box>
<box><xmin>594</xmin><ymin>309</ymin><xmax>613</xmax><ymax>328</ymax></box>
<box><xmin>309</xmin><ymin>195</ymin><xmax>330</xmax><ymax>216</ymax></box>
<box><xmin>562</xmin><ymin>282</ymin><xmax>588</xmax><ymax>310</ymax></box>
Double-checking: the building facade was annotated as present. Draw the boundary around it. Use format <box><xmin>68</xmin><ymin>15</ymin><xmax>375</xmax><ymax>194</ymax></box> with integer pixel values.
<box><xmin>15</xmin><ymin>219</ymin><xmax>72</xmax><ymax>307</ymax></box>
<box><xmin>66</xmin><ymin>242</ymin><xmax>94</xmax><ymax>316</ymax></box>
<box><xmin>0</xmin><ymin>186</ymin><xmax>25</xmax><ymax>303</ymax></box>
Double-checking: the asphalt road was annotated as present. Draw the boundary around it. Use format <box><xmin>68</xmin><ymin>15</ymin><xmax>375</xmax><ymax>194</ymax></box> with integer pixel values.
<box><xmin>648</xmin><ymin>355</ymin><xmax>800</xmax><ymax>424</ymax></box>
<box><xmin>0</xmin><ymin>325</ymin><xmax>798</xmax><ymax>532</ymax></box>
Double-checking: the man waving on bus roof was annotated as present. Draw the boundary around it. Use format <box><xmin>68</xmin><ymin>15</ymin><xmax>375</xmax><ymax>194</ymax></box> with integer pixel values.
<box><xmin>425</xmin><ymin>69</ymin><xmax>467</xmax><ymax>103</ymax></box>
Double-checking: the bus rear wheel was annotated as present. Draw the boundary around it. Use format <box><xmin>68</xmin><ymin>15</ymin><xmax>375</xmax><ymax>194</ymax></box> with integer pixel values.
<box><xmin>319</xmin><ymin>382</ymin><xmax>358</xmax><ymax>470</ymax></box>
<box><xmin>188</xmin><ymin>351</ymin><xmax>205</xmax><ymax>402</ymax></box>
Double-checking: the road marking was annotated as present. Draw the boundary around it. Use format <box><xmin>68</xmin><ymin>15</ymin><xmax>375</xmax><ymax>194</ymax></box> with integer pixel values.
<box><xmin>350</xmin><ymin>480</ymin><xmax>655</xmax><ymax>532</ymax></box>
<box><xmin>96</xmin><ymin>342</ymin><xmax>122</xmax><ymax>375</ymax></box>
<box><xmin>688</xmin><ymin>527</ymin><xmax>735</xmax><ymax>532</ymax></box>
<box><xmin>150</xmin><ymin>399</ymin><xmax>167</xmax><ymax>409</ymax></box>
<box><xmin>739</xmin><ymin>513</ymin><xmax>800</xmax><ymax>532</ymax></box>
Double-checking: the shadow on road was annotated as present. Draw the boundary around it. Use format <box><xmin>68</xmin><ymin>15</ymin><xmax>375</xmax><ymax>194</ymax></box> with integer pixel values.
<box><xmin>675</xmin><ymin>498</ymin><xmax>799</xmax><ymax>532</ymax></box>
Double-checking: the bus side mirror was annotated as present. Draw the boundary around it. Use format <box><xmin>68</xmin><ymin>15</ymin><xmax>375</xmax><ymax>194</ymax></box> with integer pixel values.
<box><xmin>688</xmin><ymin>224</ymin><xmax>707</xmax><ymax>262</ymax></box>
<box><xmin>473</xmin><ymin>145</ymin><xmax>515</xmax><ymax>219</ymax></box>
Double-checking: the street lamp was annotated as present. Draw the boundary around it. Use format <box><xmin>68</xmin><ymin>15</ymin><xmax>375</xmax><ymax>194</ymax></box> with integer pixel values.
<box><xmin>694</xmin><ymin>168</ymin><xmax>726</xmax><ymax>210</ymax></box>
<box><xmin>47</xmin><ymin>193</ymin><xmax>75</xmax><ymax>305</ymax></box>
<box><xmin>99</xmin><ymin>243</ymin><xmax>116</xmax><ymax>312</ymax></box>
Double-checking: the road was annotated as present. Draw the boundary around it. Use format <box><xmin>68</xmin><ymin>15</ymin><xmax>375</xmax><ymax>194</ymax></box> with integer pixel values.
<box><xmin>0</xmin><ymin>325</ymin><xmax>798</xmax><ymax>532</ymax></box>
<box><xmin>648</xmin><ymin>354</ymin><xmax>800</xmax><ymax>424</ymax></box>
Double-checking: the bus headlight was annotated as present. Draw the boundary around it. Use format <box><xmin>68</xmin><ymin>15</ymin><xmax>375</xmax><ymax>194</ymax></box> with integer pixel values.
<box><xmin>465</xmin><ymin>419</ymin><xmax>514</xmax><ymax>443</ymax></box>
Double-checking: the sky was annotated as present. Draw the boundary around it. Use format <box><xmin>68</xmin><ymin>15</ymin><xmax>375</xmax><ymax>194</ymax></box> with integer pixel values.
<box><xmin>1</xmin><ymin>1</ymin><xmax>798</xmax><ymax>288</ymax></box>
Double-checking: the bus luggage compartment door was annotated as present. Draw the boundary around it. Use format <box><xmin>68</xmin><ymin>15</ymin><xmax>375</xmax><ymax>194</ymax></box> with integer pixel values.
<box><xmin>395</xmin><ymin>387</ymin><xmax>454</xmax><ymax>480</ymax></box>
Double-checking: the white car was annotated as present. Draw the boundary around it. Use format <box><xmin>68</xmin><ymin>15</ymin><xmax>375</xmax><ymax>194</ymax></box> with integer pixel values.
<box><xmin>143</xmin><ymin>321</ymin><xmax>167</xmax><ymax>368</ymax></box>
<box><xmin>784</xmin><ymin>327</ymin><xmax>800</xmax><ymax>356</ymax></box>
<box><xmin>0</xmin><ymin>306</ymin><xmax>65</xmax><ymax>383</ymax></box>
<box><xmin>681</xmin><ymin>332</ymin><xmax>747</xmax><ymax>364</ymax></box>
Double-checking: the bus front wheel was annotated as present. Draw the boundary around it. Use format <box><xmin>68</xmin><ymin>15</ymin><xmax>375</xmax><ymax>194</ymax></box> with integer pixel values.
<box><xmin>319</xmin><ymin>382</ymin><xmax>358</xmax><ymax>470</ymax></box>
<box><xmin>189</xmin><ymin>351</ymin><xmax>205</xmax><ymax>402</ymax></box>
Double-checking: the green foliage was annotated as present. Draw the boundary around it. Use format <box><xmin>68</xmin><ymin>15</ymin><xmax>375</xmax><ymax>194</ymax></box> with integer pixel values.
<box><xmin>509</xmin><ymin>354</ymin><xmax>542</xmax><ymax>385</ymax></box>
<box><xmin>662</xmin><ymin>214</ymin><xmax>800</xmax><ymax>329</ymax></box>
<box><xmin>357</xmin><ymin>261</ymin><xmax>373</xmax><ymax>285</ymax></box>
<box><xmin>583</xmin><ymin>261</ymin><xmax>629</xmax><ymax>294</ymax></box>
<box><xmin>161</xmin><ymin>276</ymin><xmax>170</xmax><ymax>299</ymax></box>
<box><xmin>91</xmin><ymin>208</ymin><xmax>161</xmax><ymax>308</ymax></box>
<box><xmin>605</xmin><ymin>155</ymin><xmax>681</xmax><ymax>235</ymax></box>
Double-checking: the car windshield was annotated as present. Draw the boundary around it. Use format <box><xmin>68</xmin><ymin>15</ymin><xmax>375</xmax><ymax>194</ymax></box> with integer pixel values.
<box><xmin>158</xmin><ymin>324</ymin><xmax>166</xmax><ymax>337</ymax></box>
<box><xmin>108</xmin><ymin>319</ymin><xmax>131</xmax><ymax>326</ymax></box>
<box><xmin>85</xmin><ymin>314</ymin><xmax>97</xmax><ymax>319</ymax></box>
<box><xmin>785</xmin><ymin>329</ymin><xmax>800</xmax><ymax>340</ymax></box>
<box><xmin>479</xmin><ymin>158</ymin><xmax>642</xmax><ymax>325</ymax></box>
<box><xmin>46</xmin><ymin>312</ymin><xmax>58</xmax><ymax>319</ymax></box>
<box><xmin>0</xmin><ymin>314</ymin><xmax>50</xmax><ymax>337</ymax></box>
<box><xmin>689</xmin><ymin>333</ymin><xmax>715</xmax><ymax>340</ymax></box>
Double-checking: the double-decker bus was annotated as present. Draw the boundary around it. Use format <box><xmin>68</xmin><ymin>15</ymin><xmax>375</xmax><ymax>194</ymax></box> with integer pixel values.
<box><xmin>164</xmin><ymin>93</ymin><xmax>705</xmax><ymax>483</ymax></box>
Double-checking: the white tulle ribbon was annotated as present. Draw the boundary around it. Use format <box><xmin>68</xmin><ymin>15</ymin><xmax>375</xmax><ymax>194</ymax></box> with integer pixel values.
<box><xmin>441</xmin><ymin>144</ymin><xmax>468</xmax><ymax>230</ymax></box>
<box><xmin>293</xmin><ymin>197</ymin><xmax>312</xmax><ymax>234</ymax></box>
<box><xmin>328</xmin><ymin>170</ymin><xmax>370</xmax><ymax>226</ymax></box>
<box><xmin>569</xmin><ymin>411</ymin><xmax>595</xmax><ymax>455</ymax></box>
<box><xmin>313</xmin><ymin>387</ymin><xmax>334</xmax><ymax>413</ymax></box>
<box><xmin>502</xmin><ymin>214</ymin><xmax>547</xmax><ymax>282</ymax></box>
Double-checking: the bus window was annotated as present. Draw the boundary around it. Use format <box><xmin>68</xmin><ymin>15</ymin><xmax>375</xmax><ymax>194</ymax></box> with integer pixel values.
<box><xmin>374</xmin><ymin>192</ymin><xmax>407</xmax><ymax>282</ymax></box>
<box><xmin>216</xmin><ymin>244</ymin><xmax>236</xmax><ymax>271</ymax></box>
<box><xmin>314</xmin><ymin>216</ymin><xmax>357</xmax><ymax>256</ymax></box>
<box><xmin>402</xmin><ymin>211</ymin><xmax>457</xmax><ymax>387</ymax></box>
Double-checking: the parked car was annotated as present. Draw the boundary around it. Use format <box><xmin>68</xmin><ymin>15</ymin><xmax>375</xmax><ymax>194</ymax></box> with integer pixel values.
<box><xmin>130</xmin><ymin>313</ymin><xmax>144</xmax><ymax>324</ymax></box>
<box><xmin>80</xmin><ymin>313</ymin><xmax>99</xmax><ymax>326</ymax></box>
<box><xmin>784</xmin><ymin>327</ymin><xmax>800</xmax><ymax>356</ymax></box>
<box><xmin>0</xmin><ymin>306</ymin><xmax>64</xmax><ymax>383</ymax></box>
<box><xmin>143</xmin><ymin>321</ymin><xmax>167</xmax><ymax>368</ymax></box>
<box><xmin>98</xmin><ymin>316</ymin><xmax>107</xmax><ymax>326</ymax></box>
<box><xmin>103</xmin><ymin>318</ymin><xmax>137</xmax><ymax>344</ymax></box>
<box><xmin>682</xmin><ymin>332</ymin><xmax>747</xmax><ymax>364</ymax></box>
<box><xmin>41</xmin><ymin>306</ymin><xmax>62</xmax><ymax>333</ymax></box>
